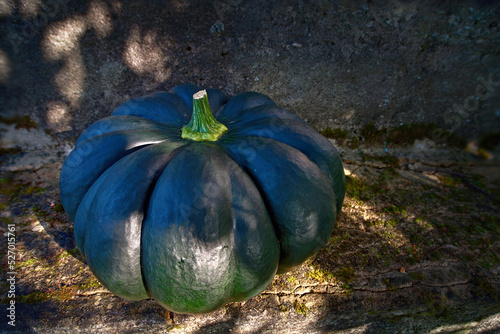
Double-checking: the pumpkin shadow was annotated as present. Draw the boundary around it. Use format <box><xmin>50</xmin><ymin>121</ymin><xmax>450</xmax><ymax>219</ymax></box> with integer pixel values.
<box><xmin>194</xmin><ymin>304</ymin><xmax>241</xmax><ymax>334</ymax></box>
<box><xmin>193</xmin><ymin>304</ymin><xmax>274</xmax><ymax>334</ymax></box>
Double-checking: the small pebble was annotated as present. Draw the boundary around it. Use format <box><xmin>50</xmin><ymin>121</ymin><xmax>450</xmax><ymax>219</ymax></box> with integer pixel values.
<box><xmin>32</xmin><ymin>225</ymin><xmax>44</xmax><ymax>232</ymax></box>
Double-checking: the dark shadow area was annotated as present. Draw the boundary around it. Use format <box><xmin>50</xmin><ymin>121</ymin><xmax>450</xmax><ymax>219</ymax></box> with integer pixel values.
<box><xmin>195</xmin><ymin>304</ymin><xmax>241</xmax><ymax>334</ymax></box>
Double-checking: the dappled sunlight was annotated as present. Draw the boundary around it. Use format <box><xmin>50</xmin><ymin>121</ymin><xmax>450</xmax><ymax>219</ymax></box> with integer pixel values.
<box><xmin>41</xmin><ymin>13</ymin><xmax>86</xmax><ymax>109</ymax></box>
<box><xmin>18</xmin><ymin>0</ymin><xmax>42</xmax><ymax>18</ymax></box>
<box><xmin>54</xmin><ymin>52</ymin><xmax>85</xmax><ymax>108</ymax></box>
<box><xmin>45</xmin><ymin>100</ymin><xmax>72</xmax><ymax>132</ymax></box>
<box><xmin>0</xmin><ymin>0</ymin><xmax>14</xmax><ymax>16</ymax></box>
<box><xmin>42</xmin><ymin>15</ymin><xmax>87</xmax><ymax>61</ymax></box>
<box><xmin>124</xmin><ymin>25</ymin><xmax>171</xmax><ymax>82</ymax></box>
<box><xmin>40</xmin><ymin>0</ymin><xmax>115</xmax><ymax>116</ymax></box>
<box><xmin>343</xmin><ymin>165</ymin><xmax>354</xmax><ymax>177</ymax></box>
<box><xmin>86</xmin><ymin>0</ymin><xmax>113</xmax><ymax>38</ymax></box>
<box><xmin>0</xmin><ymin>48</ymin><xmax>12</xmax><ymax>82</ymax></box>
<box><xmin>340</xmin><ymin>194</ymin><xmax>412</xmax><ymax>254</ymax></box>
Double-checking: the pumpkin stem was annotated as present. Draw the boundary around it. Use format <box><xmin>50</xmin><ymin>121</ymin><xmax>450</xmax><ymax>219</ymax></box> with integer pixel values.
<box><xmin>181</xmin><ymin>90</ymin><xmax>228</xmax><ymax>141</ymax></box>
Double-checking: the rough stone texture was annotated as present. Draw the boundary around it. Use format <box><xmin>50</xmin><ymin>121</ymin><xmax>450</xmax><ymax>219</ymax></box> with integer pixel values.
<box><xmin>0</xmin><ymin>155</ymin><xmax>499</xmax><ymax>333</ymax></box>
<box><xmin>1</xmin><ymin>0</ymin><xmax>499</xmax><ymax>143</ymax></box>
<box><xmin>1</xmin><ymin>1</ymin><xmax>500</xmax><ymax>333</ymax></box>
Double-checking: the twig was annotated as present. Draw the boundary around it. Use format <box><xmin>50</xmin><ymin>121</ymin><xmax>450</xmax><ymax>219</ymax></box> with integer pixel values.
<box><xmin>75</xmin><ymin>289</ymin><xmax>110</xmax><ymax>296</ymax></box>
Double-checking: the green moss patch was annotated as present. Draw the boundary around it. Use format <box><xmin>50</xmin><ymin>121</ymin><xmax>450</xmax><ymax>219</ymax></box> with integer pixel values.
<box><xmin>320</xmin><ymin>127</ymin><xmax>360</xmax><ymax>149</ymax></box>
<box><xmin>307</xmin><ymin>269</ymin><xmax>335</xmax><ymax>283</ymax></box>
<box><xmin>0</xmin><ymin>115</ymin><xmax>39</xmax><ymax>130</ymax></box>
<box><xmin>359</xmin><ymin>122</ymin><xmax>466</xmax><ymax>148</ymax></box>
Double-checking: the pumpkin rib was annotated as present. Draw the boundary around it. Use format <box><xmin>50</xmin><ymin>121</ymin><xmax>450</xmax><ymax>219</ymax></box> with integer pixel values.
<box><xmin>141</xmin><ymin>143</ymin><xmax>279</xmax><ymax>313</ymax></box>
<box><xmin>75</xmin><ymin>115</ymin><xmax>176</xmax><ymax>147</ymax></box>
<box><xmin>60</xmin><ymin>129</ymin><xmax>182</xmax><ymax>220</ymax></box>
<box><xmin>74</xmin><ymin>141</ymin><xmax>184</xmax><ymax>301</ymax></box>
<box><xmin>220</xmin><ymin>137</ymin><xmax>337</xmax><ymax>274</ymax></box>
<box><xmin>219</xmin><ymin>104</ymin><xmax>308</xmax><ymax>129</ymax></box>
<box><xmin>225</xmin><ymin>118</ymin><xmax>346</xmax><ymax>215</ymax></box>
<box><xmin>112</xmin><ymin>92</ymin><xmax>190</xmax><ymax>126</ymax></box>
<box><xmin>214</xmin><ymin>92</ymin><xmax>275</xmax><ymax>123</ymax></box>
<box><xmin>137</xmin><ymin>142</ymin><xmax>192</xmax><ymax>299</ymax></box>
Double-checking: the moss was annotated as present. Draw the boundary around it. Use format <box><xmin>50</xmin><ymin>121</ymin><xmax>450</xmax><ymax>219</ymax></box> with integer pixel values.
<box><xmin>364</xmin><ymin>155</ymin><xmax>400</xmax><ymax>168</ymax></box>
<box><xmin>423</xmin><ymin>294</ymin><xmax>450</xmax><ymax>318</ymax></box>
<box><xmin>347</xmin><ymin>136</ymin><xmax>360</xmax><ymax>149</ymax></box>
<box><xmin>482</xmin><ymin>216</ymin><xmax>500</xmax><ymax>232</ymax></box>
<box><xmin>340</xmin><ymin>282</ymin><xmax>353</xmax><ymax>294</ymax></box>
<box><xmin>0</xmin><ymin>147</ymin><xmax>22</xmax><ymax>156</ymax></box>
<box><xmin>79</xmin><ymin>276</ymin><xmax>101</xmax><ymax>289</ymax></box>
<box><xmin>388</xmin><ymin>123</ymin><xmax>435</xmax><ymax>146</ymax></box>
<box><xmin>471</xmin><ymin>275</ymin><xmax>497</xmax><ymax>300</ymax></box>
<box><xmin>57</xmin><ymin>247</ymin><xmax>81</xmax><ymax>259</ymax></box>
<box><xmin>384</xmin><ymin>278</ymin><xmax>398</xmax><ymax>291</ymax></box>
<box><xmin>0</xmin><ymin>183</ymin><xmax>24</xmax><ymax>201</ymax></box>
<box><xmin>479</xmin><ymin>253</ymin><xmax>500</xmax><ymax>269</ymax></box>
<box><xmin>320</xmin><ymin>127</ymin><xmax>360</xmax><ymax>148</ymax></box>
<box><xmin>325</xmin><ymin>230</ymin><xmax>350</xmax><ymax>252</ymax></box>
<box><xmin>293</xmin><ymin>300</ymin><xmax>309</xmax><ymax>315</ymax></box>
<box><xmin>278</xmin><ymin>304</ymin><xmax>289</xmax><ymax>312</ymax></box>
<box><xmin>307</xmin><ymin>269</ymin><xmax>334</xmax><ymax>282</ymax></box>
<box><xmin>358</xmin><ymin>122</ymin><xmax>466</xmax><ymax>148</ymax></box>
<box><xmin>406</xmin><ymin>244</ymin><xmax>424</xmax><ymax>264</ymax></box>
<box><xmin>408</xmin><ymin>272</ymin><xmax>425</xmax><ymax>281</ymax></box>
<box><xmin>32</xmin><ymin>205</ymin><xmax>48</xmax><ymax>218</ymax></box>
<box><xmin>0</xmin><ymin>115</ymin><xmax>39</xmax><ymax>130</ymax></box>
<box><xmin>383</xmin><ymin>205</ymin><xmax>407</xmax><ymax>217</ymax></box>
<box><xmin>15</xmin><ymin>258</ymin><xmax>38</xmax><ymax>268</ymax></box>
<box><xmin>17</xmin><ymin>291</ymin><xmax>51</xmax><ymax>304</ymax></box>
<box><xmin>53</xmin><ymin>203</ymin><xmax>65</xmax><ymax>213</ymax></box>
<box><xmin>438</xmin><ymin>175</ymin><xmax>460</xmax><ymax>187</ymax></box>
<box><xmin>320</xmin><ymin>127</ymin><xmax>349</xmax><ymax>140</ymax></box>
<box><xmin>167</xmin><ymin>325</ymin><xmax>184</xmax><ymax>332</ymax></box>
<box><xmin>388</xmin><ymin>122</ymin><xmax>465</xmax><ymax>148</ymax></box>
<box><xmin>383</xmin><ymin>218</ymin><xmax>399</xmax><ymax>228</ymax></box>
<box><xmin>24</xmin><ymin>185</ymin><xmax>45</xmax><ymax>195</ymax></box>
<box><xmin>360</xmin><ymin>122</ymin><xmax>386</xmax><ymax>145</ymax></box>
<box><xmin>335</xmin><ymin>266</ymin><xmax>355</xmax><ymax>283</ymax></box>
<box><xmin>346</xmin><ymin>175</ymin><xmax>383</xmax><ymax>202</ymax></box>
<box><xmin>408</xmin><ymin>231</ymin><xmax>424</xmax><ymax>244</ymax></box>
<box><xmin>286</xmin><ymin>276</ymin><xmax>297</xmax><ymax>284</ymax></box>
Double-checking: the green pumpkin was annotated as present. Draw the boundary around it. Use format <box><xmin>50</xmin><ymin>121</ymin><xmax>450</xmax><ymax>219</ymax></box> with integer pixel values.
<box><xmin>59</xmin><ymin>84</ymin><xmax>346</xmax><ymax>314</ymax></box>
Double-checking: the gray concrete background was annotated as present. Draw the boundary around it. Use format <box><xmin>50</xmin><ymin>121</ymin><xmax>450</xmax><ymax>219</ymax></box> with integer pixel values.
<box><xmin>1</xmin><ymin>0</ymin><xmax>499</xmax><ymax>145</ymax></box>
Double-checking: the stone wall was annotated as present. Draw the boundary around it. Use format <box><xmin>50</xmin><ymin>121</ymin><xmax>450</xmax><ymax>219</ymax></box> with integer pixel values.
<box><xmin>1</xmin><ymin>0</ymin><xmax>499</xmax><ymax>145</ymax></box>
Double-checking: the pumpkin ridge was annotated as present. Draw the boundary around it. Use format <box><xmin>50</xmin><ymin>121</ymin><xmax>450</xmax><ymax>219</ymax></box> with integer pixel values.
<box><xmin>112</xmin><ymin>92</ymin><xmax>190</xmax><ymax>126</ymax></box>
<box><xmin>75</xmin><ymin>115</ymin><xmax>176</xmax><ymax>146</ymax></box>
<box><xmin>222</xmin><ymin>133</ymin><xmax>336</xmax><ymax>197</ymax></box>
<box><xmin>219</xmin><ymin>137</ymin><xmax>337</xmax><ymax>273</ymax></box>
<box><xmin>61</xmin><ymin>128</ymin><xmax>182</xmax><ymax>220</ymax></box>
<box><xmin>214</xmin><ymin>92</ymin><xmax>276</xmax><ymax>123</ymax></box>
<box><xmin>225</xmin><ymin>118</ymin><xmax>346</xmax><ymax>214</ymax></box>
<box><xmin>138</xmin><ymin>142</ymin><xmax>192</xmax><ymax>298</ymax></box>
<box><xmin>75</xmin><ymin>141</ymin><xmax>185</xmax><ymax>300</ymax></box>
<box><xmin>220</xmin><ymin>104</ymin><xmax>308</xmax><ymax>129</ymax></box>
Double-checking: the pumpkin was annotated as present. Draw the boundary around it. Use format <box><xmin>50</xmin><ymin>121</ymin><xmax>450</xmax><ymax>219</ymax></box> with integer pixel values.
<box><xmin>59</xmin><ymin>84</ymin><xmax>346</xmax><ymax>314</ymax></box>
